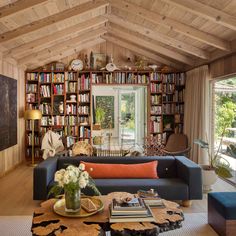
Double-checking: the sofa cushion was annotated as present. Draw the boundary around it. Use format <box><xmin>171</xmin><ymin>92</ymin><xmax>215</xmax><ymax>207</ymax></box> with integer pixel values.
<box><xmin>81</xmin><ymin>160</ymin><xmax>158</xmax><ymax>179</ymax></box>
<box><xmin>57</xmin><ymin>156</ymin><xmax>177</xmax><ymax>178</ymax></box>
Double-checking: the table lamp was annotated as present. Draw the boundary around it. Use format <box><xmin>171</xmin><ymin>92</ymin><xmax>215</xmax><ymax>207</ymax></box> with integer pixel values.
<box><xmin>24</xmin><ymin>109</ymin><xmax>42</xmax><ymax>166</ymax></box>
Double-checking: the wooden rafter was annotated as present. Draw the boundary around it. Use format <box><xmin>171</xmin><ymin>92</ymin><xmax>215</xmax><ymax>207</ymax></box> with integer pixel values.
<box><xmin>0</xmin><ymin>0</ymin><xmax>108</xmax><ymax>43</ymax></box>
<box><xmin>107</xmin><ymin>26</ymin><xmax>194</xmax><ymax>65</ymax></box>
<box><xmin>102</xmin><ymin>34</ymin><xmax>184</xmax><ymax>70</ymax></box>
<box><xmin>4</xmin><ymin>16</ymin><xmax>107</xmax><ymax>58</ymax></box>
<box><xmin>27</xmin><ymin>38</ymin><xmax>105</xmax><ymax>68</ymax></box>
<box><xmin>161</xmin><ymin>0</ymin><xmax>236</xmax><ymax>31</ymax></box>
<box><xmin>107</xmin><ymin>14</ymin><xmax>209</xmax><ymax>59</ymax></box>
<box><xmin>110</xmin><ymin>0</ymin><xmax>231</xmax><ymax>51</ymax></box>
<box><xmin>18</xmin><ymin>27</ymin><xmax>107</xmax><ymax>65</ymax></box>
<box><xmin>0</xmin><ymin>0</ymin><xmax>48</xmax><ymax>19</ymax></box>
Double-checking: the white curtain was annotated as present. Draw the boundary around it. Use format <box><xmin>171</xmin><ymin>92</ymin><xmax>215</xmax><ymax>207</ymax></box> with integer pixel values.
<box><xmin>184</xmin><ymin>65</ymin><xmax>211</xmax><ymax>164</ymax></box>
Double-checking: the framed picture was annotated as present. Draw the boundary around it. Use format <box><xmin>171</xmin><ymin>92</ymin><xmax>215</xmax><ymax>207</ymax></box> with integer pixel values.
<box><xmin>96</xmin><ymin>96</ymin><xmax>114</xmax><ymax>129</ymax></box>
<box><xmin>93</xmin><ymin>53</ymin><xmax>106</xmax><ymax>70</ymax></box>
<box><xmin>0</xmin><ymin>74</ymin><xmax>17</xmax><ymax>151</ymax></box>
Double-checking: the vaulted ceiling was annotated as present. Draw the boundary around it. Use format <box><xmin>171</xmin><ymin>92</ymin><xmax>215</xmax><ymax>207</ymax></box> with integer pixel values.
<box><xmin>0</xmin><ymin>0</ymin><xmax>236</xmax><ymax>70</ymax></box>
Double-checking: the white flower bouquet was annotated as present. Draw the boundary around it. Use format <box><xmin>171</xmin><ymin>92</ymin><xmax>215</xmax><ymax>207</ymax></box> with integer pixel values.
<box><xmin>49</xmin><ymin>163</ymin><xmax>100</xmax><ymax>198</ymax></box>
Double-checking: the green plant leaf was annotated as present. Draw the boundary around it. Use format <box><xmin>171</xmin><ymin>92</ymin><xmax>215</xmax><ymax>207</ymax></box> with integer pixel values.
<box><xmin>214</xmin><ymin>163</ymin><xmax>233</xmax><ymax>178</ymax></box>
<box><xmin>194</xmin><ymin>139</ymin><xmax>209</xmax><ymax>148</ymax></box>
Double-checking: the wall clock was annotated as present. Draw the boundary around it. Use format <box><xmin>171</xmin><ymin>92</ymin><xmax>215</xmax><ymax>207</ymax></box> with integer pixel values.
<box><xmin>71</xmin><ymin>59</ymin><xmax>83</xmax><ymax>71</ymax></box>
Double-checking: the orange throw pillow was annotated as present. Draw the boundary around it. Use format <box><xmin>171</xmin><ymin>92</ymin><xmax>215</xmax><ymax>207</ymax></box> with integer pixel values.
<box><xmin>81</xmin><ymin>161</ymin><xmax>158</xmax><ymax>179</ymax></box>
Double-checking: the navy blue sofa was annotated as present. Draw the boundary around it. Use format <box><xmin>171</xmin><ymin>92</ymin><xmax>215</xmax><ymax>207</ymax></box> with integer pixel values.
<box><xmin>33</xmin><ymin>155</ymin><xmax>202</xmax><ymax>201</ymax></box>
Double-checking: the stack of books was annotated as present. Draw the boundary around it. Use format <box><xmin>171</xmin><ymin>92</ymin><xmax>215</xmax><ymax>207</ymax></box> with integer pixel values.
<box><xmin>137</xmin><ymin>190</ymin><xmax>165</xmax><ymax>208</ymax></box>
<box><xmin>109</xmin><ymin>198</ymin><xmax>156</xmax><ymax>223</ymax></box>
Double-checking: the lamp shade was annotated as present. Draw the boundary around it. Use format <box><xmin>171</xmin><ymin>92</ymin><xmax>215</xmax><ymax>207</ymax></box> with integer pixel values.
<box><xmin>24</xmin><ymin>109</ymin><xmax>42</xmax><ymax>120</ymax></box>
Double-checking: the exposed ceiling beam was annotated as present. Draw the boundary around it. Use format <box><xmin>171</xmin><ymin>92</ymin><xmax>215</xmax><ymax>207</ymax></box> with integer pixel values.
<box><xmin>19</xmin><ymin>28</ymin><xmax>107</xmax><ymax>65</ymax></box>
<box><xmin>107</xmin><ymin>26</ymin><xmax>194</xmax><ymax>65</ymax></box>
<box><xmin>0</xmin><ymin>0</ymin><xmax>108</xmax><ymax>43</ymax></box>
<box><xmin>107</xmin><ymin>14</ymin><xmax>209</xmax><ymax>60</ymax></box>
<box><xmin>161</xmin><ymin>0</ymin><xmax>236</xmax><ymax>31</ymax></box>
<box><xmin>0</xmin><ymin>0</ymin><xmax>48</xmax><ymax>19</ymax></box>
<box><xmin>110</xmin><ymin>0</ymin><xmax>231</xmax><ymax>51</ymax></box>
<box><xmin>102</xmin><ymin>34</ymin><xmax>184</xmax><ymax>70</ymax></box>
<box><xmin>4</xmin><ymin>16</ymin><xmax>107</xmax><ymax>58</ymax></box>
<box><xmin>27</xmin><ymin>38</ymin><xmax>105</xmax><ymax>69</ymax></box>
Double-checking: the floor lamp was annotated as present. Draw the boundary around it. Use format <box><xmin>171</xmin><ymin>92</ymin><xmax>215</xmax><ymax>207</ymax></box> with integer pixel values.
<box><xmin>24</xmin><ymin>109</ymin><xmax>42</xmax><ymax>166</ymax></box>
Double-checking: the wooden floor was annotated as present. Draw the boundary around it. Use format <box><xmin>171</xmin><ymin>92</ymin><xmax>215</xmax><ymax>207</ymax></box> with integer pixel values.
<box><xmin>0</xmin><ymin>163</ymin><xmax>235</xmax><ymax>216</ymax></box>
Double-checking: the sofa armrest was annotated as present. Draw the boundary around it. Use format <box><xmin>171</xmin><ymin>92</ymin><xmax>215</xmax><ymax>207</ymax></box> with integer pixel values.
<box><xmin>175</xmin><ymin>156</ymin><xmax>202</xmax><ymax>200</ymax></box>
<box><xmin>33</xmin><ymin>156</ymin><xmax>58</xmax><ymax>200</ymax></box>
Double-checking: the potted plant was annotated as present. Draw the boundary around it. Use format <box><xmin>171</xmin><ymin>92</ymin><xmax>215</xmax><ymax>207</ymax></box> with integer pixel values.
<box><xmin>94</xmin><ymin>107</ymin><xmax>105</xmax><ymax>130</ymax></box>
<box><xmin>194</xmin><ymin>133</ymin><xmax>232</xmax><ymax>192</ymax></box>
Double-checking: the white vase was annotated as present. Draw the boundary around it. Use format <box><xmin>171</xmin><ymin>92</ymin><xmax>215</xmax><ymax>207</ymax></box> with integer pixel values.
<box><xmin>201</xmin><ymin>166</ymin><xmax>217</xmax><ymax>192</ymax></box>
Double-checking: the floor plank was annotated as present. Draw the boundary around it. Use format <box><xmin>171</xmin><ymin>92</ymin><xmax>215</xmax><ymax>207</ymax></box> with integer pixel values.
<box><xmin>0</xmin><ymin>164</ymin><xmax>235</xmax><ymax>215</ymax></box>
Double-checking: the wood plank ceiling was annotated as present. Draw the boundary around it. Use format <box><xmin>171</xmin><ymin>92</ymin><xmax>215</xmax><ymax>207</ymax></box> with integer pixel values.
<box><xmin>0</xmin><ymin>0</ymin><xmax>236</xmax><ymax>71</ymax></box>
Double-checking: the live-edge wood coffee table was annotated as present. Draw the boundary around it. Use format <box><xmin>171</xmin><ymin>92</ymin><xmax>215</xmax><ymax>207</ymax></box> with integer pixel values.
<box><xmin>31</xmin><ymin>192</ymin><xmax>184</xmax><ymax>236</ymax></box>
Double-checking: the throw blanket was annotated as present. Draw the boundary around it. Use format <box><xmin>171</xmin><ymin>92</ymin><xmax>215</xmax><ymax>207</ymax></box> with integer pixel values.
<box><xmin>41</xmin><ymin>130</ymin><xmax>64</xmax><ymax>159</ymax></box>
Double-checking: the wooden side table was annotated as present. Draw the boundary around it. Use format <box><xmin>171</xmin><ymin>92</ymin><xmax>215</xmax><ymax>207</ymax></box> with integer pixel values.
<box><xmin>32</xmin><ymin>192</ymin><xmax>184</xmax><ymax>236</ymax></box>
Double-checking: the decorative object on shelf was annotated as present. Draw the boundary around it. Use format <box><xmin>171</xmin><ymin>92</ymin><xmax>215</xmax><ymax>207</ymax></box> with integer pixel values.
<box><xmin>72</xmin><ymin>141</ymin><xmax>93</xmax><ymax>156</ymax></box>
<box><xmin>104</xmin><ymin>55</ymin><xmax>119</xmax><ymax>72</ymax></box>
<box><xmin>93</xmin><ymin>53</ymin><xmax>106</xmax><ymax>70</ymax></box>
<box><xmin>71</xmin><ymin>59</ymin><xmax>84</xmax><ymax>71</ymax></box>
<box><xmin>90</xmin><ymin>51</ymin><xmax>94</xmax><ymax>69</ymax></box>
<box><xmin>84</xmin><ymin>54</ymin><xmax>89</xmax><ymax>69</ymax></box>
<box><xmin>50</xmin><ymin>164</ymin><xmax>100</xmax><ymax>213</ymax></box>
<box><xmin>134</xmin><ymin>55</ymin><xmax>147</xmax><ymax>69</ymax></box>
<box><xmin>93</xmin><ymin>136</ymin><xmax>104</xmax><ymax>145</ymax></box>
<box><xmin>24</xmin><ymin>109</ymin><xmax>42</xmax><ymax>166</ymax></box>
<box><xmin>70</xmin><ymin>95</ymin><xmax>76</xmax><ymax>102</ymax></box>
<box><xmin>148</xmin><ymin>64</ymin><xmax>159</xmax><ymax>71</ymax></box>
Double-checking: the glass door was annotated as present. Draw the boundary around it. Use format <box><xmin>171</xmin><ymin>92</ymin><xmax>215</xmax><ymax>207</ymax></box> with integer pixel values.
<box><xmin>119</xmin><ymin>91</ymin><xmax>136</xmax><ymax>147</ymax></box>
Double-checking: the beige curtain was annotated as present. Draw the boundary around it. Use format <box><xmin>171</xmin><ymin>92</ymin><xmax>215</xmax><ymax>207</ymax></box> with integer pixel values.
<box><xmin>184</xmin><ymin>65</ymin><xmax>211</xmax><ymax>164</ymax></box>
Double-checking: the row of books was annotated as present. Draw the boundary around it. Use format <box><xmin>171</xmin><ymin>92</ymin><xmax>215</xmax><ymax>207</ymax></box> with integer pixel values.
<box><xmin>26</xmin><ymin>134</ymin><xmax>40</xmax><ymax>146</ymax></box>
<box><xmin>151</xmin><ymin>95</ymin><xmax>162</xmax><ymax>105</ymax></box>
<box><xmin>26</xmin><ymin>148</ymin><xmax>41</xmax><ymax>158</ymax></box>
<box><xmin>163</xmin><ymin>84</ymin><xmax>175</xmax><ymax>93</ymax></box>
<box><xmin>65</xmin><ymin>116</ymin><xmax>77</xmax><ymax>126</ymax></box>
<box><xmin>26</xmin><ymin>93</ymin><xmax>37</xmax><ymax>103</ymax></box>
<box><xmin>78</xmin><ymin>106</ymin><xmax>90</xmax><ymax>115</ymax></box>
<box><xmin>40</xmin><ymin>85</ymin><xmax>51</xmax><ymax>97</ymax></box>
<box><xmin>40</xmin><ymin>73</ymin><xmax>50</xmax><ymax>83</ymax></box>
<box><xmin>67</xmin><ymin>72</ymin><xmax>77</xmax><ymax>81</ymax></box>
<box><xmin>66</xmin><ymin>104</ymin><xmax>77</xmax><ymax>115</ymax></box>
<box><xmin>78</xmin><ymin>74</ymin><xmax>90</xmax><ymax>90</ymax></box>
<box><xmin>150</xmin><ymin>116</ymin><xmax>162</xmax><ymax>133</ymax></box>
<box><xmin>26</xmin><ymin>73</ymin><xmax>38</xmax><ymax>81</ymax></box>
<box><xmin>40</xmin><ymin>103</ymin><xmax>51</xmax><ymax>115</ymax></box>
<box><xmin>150</xmin><ymin>83</ymin><xmax>162</xmax><ymax>93</ymax></box>
<box><xmin>150</xmin><ymin>72</ymin><xmax>161</xmax><ymax>81</ymax></box>
<box><xmin>162</xmin><ymin>104</ymin><xmax>184</xmax><ymax>114</ymax></box>
<box><xmin>161</xmin><ymin>73</ymin><xmax>185</xmax><ymax>84</ymax></box>
<box><xmin>52</xmin><ymin>73</ymin><xmax>65</xmax><ymax>83</ymax></box>
<box><xmin>26</xmin><ymin>84</ymin><xmax>37</xmax><ymax>93</ymax></box>
<box><xmin>53</xmin><ymin>84</ymin><xmax>64</xmax><ymax>95</ymax></box>
<box><xmin>173</xmin><ymin>90</ymin><xmax>185</xmax><ymax>102</ymax></box>
<box><xmin>79</xmin><ymin>126</ymin><xmax>91</xmax><ymax>138</ymax></box>
<box><xmin>91</xmin><ymin>73</ymin><xmax>150</xmax><ymax>84</ymax></box>
<box><xmin>150</xmin><ymin>105</ymin><xmax>162</xmax><ymax>115</ymax></box>
<box><xmin>65</xmin><ymin>126</ymin><xmax>78</xmax><ymax>136</ymax></box>
<box><xmin>65</xmin><ymin>81</ymin><xmax>77</xmax><ymax>93</ymax></box>
<box><xmin>26</xmin><ymin>103</ymin><xmax>38</xmax><ymax>109</ymax></box>
<box><xmin>175</xmin><ymin>124</ymin><xmax>184</xmax><ymax>133</ymax></box>
<box><xmin>78</xmin><ymin>94</ymin><xmax>90</xmax><ymax>103</ymax></box>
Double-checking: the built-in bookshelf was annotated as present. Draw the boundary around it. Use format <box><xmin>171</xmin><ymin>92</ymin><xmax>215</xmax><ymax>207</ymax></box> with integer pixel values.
<box><xmin>25</xmin><ymin>69</ymin><xmax>185</xmax><ymax>161</ymax></box>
